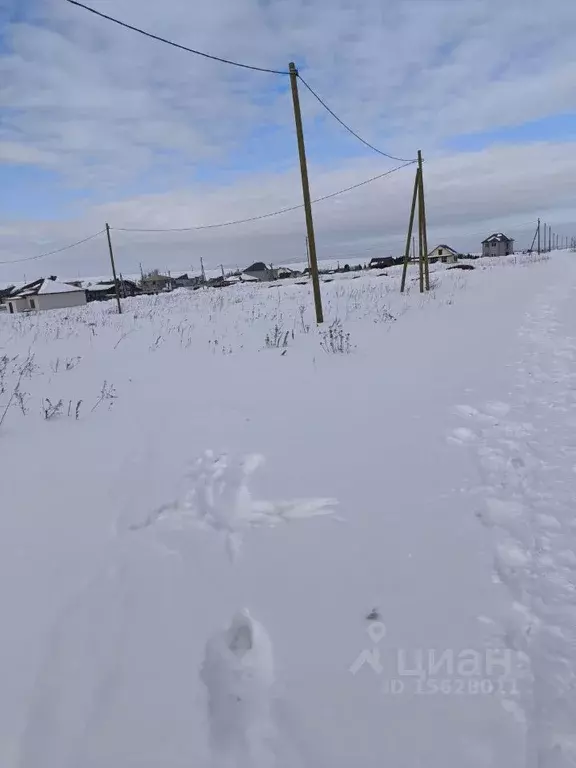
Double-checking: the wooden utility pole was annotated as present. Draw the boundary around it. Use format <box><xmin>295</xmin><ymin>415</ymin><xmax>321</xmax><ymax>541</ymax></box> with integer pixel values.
<box><xmin>417</xmin><ymin>183</ymin><xmax>425</xmax><ymax>292</ymax></box>
<box><xmin>105</xmin><ymin>223</ymin><xmax>122</xmax><ymax>314</ymax></box>
<box><xmin>401</xmin><ymin>151</ymin><xmax>430</xmax><ymax>294</ymax></box>
<box><xmin>289</xmin><ymin>62</ymin><xmax>323</xmax><ymax>323</ymax></box>
<box><xmin>537</xmin><ymin>218</ymin><xmax>541</xmax><ymax>254</ymax></box>
<box><xmin>400</xmin><ymin>168</ymin><xmax>421</xmax><ymax>293</ymax></box>
<box><xmin>417</xmin><ymin>150</ymin><xmax>430</xmax><ymax>291</ymax></box>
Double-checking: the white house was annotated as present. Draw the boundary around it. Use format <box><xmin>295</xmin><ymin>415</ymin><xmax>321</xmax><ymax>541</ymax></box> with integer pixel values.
<box><xmin>5</xmin><ymin>278</ymin><xmax>87</xmax><ymax>313</ymax></box>
<box><xmin>482</xmin><ymin>233</ymin><xmax>514</xmax><ymax>257</ymax></box>
<box><xmin>428</xmin><ymin>244</ymin><xmax>459</xmax><ymax>263</ymax></box>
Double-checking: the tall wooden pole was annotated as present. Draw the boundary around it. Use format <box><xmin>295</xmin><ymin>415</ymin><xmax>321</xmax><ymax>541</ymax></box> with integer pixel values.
<box><xmin>401</xmin><ymin>168</ymin><xmax>420</xmax><ymax>293</ymax></box>
<box><xmin>537</xmin><ymin>218</ymin><xmax>541</xmax><ymax>254</ymax></box>
<box><xmin>289</xmin><ymin>62</ymin><xmax>323</xmax><ymax>323</ymax></box>
<box><xmin>418</xmin><ymin>185</ymin><xmax>424</xmax><ymax>293</ymax></box>
<box><xmin>417</xmin><ymin>151</ymin><xmax>430</xmax><ymax>291</ymax></box>
<box><xmin>105</xmin><ymin>223</ymin><xmax>122</xmax><ymax>314</ymax></box>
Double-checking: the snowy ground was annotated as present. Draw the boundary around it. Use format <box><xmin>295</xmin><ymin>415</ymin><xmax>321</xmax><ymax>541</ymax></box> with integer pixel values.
<box><xmin>1</xmin><ymin>252</ymin><xmax>574</xmax><ymax>767</ymax></box>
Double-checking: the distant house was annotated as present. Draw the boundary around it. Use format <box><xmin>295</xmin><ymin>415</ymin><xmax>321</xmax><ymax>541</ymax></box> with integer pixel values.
<box><xmin>172</xmin><ymin>273</ymin><xmax>207</xmax><ymax>289</ymax></box>
<box><xmin>5</xmin><ymin>277</ymin><xmax>87</xmax><ymax>313</ymax></box>
<box><xmin>428</xmin><ymin>244</ymin><xmax>458</xmax><ymax>264</ymax></box>
<box><xmin>0</xmin><ymin>285</ymin><xmax>15</xmax><ymax>310</ymax></box>
<box><xmin>276</xmin><ymin>266</ymin><xmax>300</xmax><ymax>279</ymax></box>
<box><xmin>140</xmin><ymin>272</ymin><xmax>175</xmax><ymax>294</ymax></box>
<box><xmin>482</xmin><ymin>233</ymin><xmax>514</xmax><ymax>257</ymax></box>
<box><xmin>84</xmin><ymin>279</ymin><xmax>141</xmax><ymax>302</ymax></box>
<box><xmin>368</xmin><ymin>257</ymin><xmax>395</xmax><ymax>269</ymax></box>
<box><xmin>242</xmin><ymin>262</ymin><xmax>277</xmax><ymax>282</ymax></box>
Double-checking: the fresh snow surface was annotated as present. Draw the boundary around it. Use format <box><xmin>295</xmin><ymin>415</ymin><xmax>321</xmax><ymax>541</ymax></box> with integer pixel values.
<box><xmin>1</xmin><ymin>251</ymin><xmax>575</xmax><ymax>767</ymax></box>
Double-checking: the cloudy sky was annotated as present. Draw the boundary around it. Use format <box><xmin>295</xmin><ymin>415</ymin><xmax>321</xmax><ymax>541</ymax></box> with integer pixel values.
<box><xmin>0</xmin><ymin>0</ymin><xmax>575</xmax><ymax>282</ymax></box>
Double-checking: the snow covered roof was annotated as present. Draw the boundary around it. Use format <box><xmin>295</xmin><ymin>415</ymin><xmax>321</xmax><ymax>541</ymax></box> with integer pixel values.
<box><xmin>37</xmin><ymin>279</ymin><xmax>84</xmax><ymax>295</ymax></box>
<box><xmin>482</xmin><ymin>233</ymin><xmax>514</xmax><ymax>244</ymax></box>
<box><xmin>85</xmin><ymin>282</ymin><xmax>114</xmax><ymax>291</ymax></box>
<box><xmin>431</xmin><ymin>244</ymin><xmax>458</xmax><ymax>253</ymax></box>
<box><xmin>13</xmin><ymin>278</ymin><xmax>85</xmax><ymax>298</ymax></box>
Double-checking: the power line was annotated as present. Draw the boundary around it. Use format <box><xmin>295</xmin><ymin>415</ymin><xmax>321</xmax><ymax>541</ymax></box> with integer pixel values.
<box><xmin>0</xmin><ymin>229</ymin><xmax>105</xmax><ymax>266</ymax></box>
<box><xmin>65</xmin><ymin>0</ymin><xmax>290</xmax><ymax>75</ymax></box>
<box><xmin>297</xmin><ymin>74</ymin><xmax>416</xmax><ymax>163</ymax></box>
<box><xmin>112</xmin><ymin>160</ymin><xmax>416</xmax><ymax>233</ymax></box>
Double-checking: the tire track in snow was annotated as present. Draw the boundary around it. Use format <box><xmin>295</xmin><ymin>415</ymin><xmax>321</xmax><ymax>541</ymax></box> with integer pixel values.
<box><xmin>450</xmin><ymin>280</ymin><xmax>576</xmax><ymax>768</ymax></box>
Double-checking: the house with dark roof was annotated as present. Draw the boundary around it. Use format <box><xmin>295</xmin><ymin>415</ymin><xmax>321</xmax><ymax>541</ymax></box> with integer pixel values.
<box><xmin>369</xmin><ymin>257</ymin><xmax>395</xmax><ymax>269</ymax></box>
<box><xmin>82</xmin><ymin>279</ymin><xmax>141</xmax><ymax>302</ymax></box>
<box><xmin>428</xmin><ymin>244</ymin><xmax>459</xmax><ymax>264</ymax></box>
<box><xmin>482</xmin><ymin>233</ymin><xmax>514</xmax><ymax>257</ymax></box>
<box><xmin>242</xmin><ymin>262</ymin><xmax>277</xmax><ymax>282</ymax></box>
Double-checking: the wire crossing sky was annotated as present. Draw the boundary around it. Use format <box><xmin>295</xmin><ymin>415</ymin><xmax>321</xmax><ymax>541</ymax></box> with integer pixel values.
<box><xmin>1</xmin><ymin>0</ymin><xmax>574</xmax><ymax>280</ymax></box>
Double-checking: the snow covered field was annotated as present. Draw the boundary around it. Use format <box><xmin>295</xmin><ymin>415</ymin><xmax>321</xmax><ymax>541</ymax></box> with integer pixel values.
<box><xmin>1</xmin><ymin>252</ymin><xmax>575</xmax><ymax>767</ymax></box>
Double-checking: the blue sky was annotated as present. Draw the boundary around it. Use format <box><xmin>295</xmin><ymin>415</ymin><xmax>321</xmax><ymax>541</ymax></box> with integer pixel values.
<box><xmin>1</xmin><ymin>0</ymin><xmax>575</xmax><ymax>278</ymax></box>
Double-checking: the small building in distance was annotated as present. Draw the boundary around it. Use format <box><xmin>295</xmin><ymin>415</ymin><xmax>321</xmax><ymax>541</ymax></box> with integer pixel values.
<box><xmin>140</xmin><ymin>271</ymin><xmax>175</xmax><ymax>294</ymax></box>
<box><xmin>5</xmin><ymin>277</ymin><xmax>87</xmax><ymax>313</ymax></box>
<box><xmin>242</xmin><ymin>262</ymin><xmax>277</xmax><ymax>282</ymax></box>
<box><xmin>276</xmin><ymin>266</ymin><xmax>300</xmax><ymax>279</ymax></box>
<box><xmin>173</xmin><ymin>273</ymin><xmax>205</xmax><ymax>289</ymax></box>
<box><xmin>368</xmin><ymin>257</ymin><xmax>395</xmax><ymax>269</ymax></box>
<box><xmin>82</xmin><ymin>279</ymin><xmax>141</xmax><ymax>302</ymax></box>
<box><xmin>428</xmin><ymin>244</ymin><xmax>458</xmax><ymax>264</ymax></box>
<box><xmin>482</xmin><ymin>233</ymin><xmax>514</xmax><ymax>257</ymax></box>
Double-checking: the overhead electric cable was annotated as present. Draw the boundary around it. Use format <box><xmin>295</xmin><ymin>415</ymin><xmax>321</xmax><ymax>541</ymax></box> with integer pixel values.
<box><xmin>65</xmin><ymin>0</ymin><xmax>290</xmax><ymax>75</ymax></box>
<box><xmin>112</xmin><ymin>161</ymin><xmax>416</xmax><ymax>233</ymax></box>
<box><xmin>0</xmin><ymin>229</ymin><xmax>106</xmax><ymax>265</ymax></box>
<box><xmin>296</xmin><ymin>74</ymin><xmax>416</xmax><ymax>163</ymax></box>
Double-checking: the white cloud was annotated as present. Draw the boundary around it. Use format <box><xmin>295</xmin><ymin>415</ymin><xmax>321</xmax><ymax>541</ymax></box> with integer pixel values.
<box><xmin>0</xmin><ymin>0</ymin><xmax>575</xmax><ymax>281</ymax></box>
<box><xmin>0</xmin><ymin>141</ymin><xmax>57</xmax><ymax>166</ymax></box>
<box><xmin>1</xmin><ymin>141</ymin><xmax>575</xmax><ymax>283</ymax></box>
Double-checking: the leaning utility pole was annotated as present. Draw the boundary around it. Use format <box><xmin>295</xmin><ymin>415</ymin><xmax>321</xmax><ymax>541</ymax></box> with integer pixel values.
<box><xmin>537</xmin><ymin>218</ymin><xmax>541</xmax><ymax>254</ymax></box>
<box><xmin>400</xmin><ymin>168</ymin><xmax>420</xmax><ymax>292</ymax></box>
<box><xmin>105</xmin><ymin>223</ymin><xmax>122</xmax><ymax>314</ymax></box>
<box><xmin>289</xmin><ymin>62</ymin><xmax>323</xmax><ymax>323</ymax></box>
